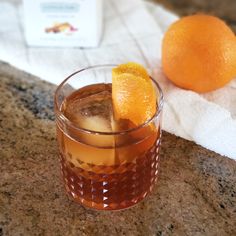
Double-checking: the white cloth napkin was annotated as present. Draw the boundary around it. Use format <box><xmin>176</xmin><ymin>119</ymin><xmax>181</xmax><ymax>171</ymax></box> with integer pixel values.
<box><xmin>0</xmin><ymin>0</ymin><xmax>236</xmax><ymax>160</ymax></box>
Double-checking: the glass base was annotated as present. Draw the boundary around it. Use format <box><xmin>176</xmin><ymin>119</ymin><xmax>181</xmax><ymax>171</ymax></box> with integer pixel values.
<box><xmin>65</xmin><ymin>183</ymin><xmax>156</xmax><ymax>211</ymax></box>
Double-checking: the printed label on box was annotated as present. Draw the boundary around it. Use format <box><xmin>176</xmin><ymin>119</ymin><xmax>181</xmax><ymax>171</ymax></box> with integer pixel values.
<box><xmin>23</xmin><ymin>0</ymin><xmax>103</xmax><ymax>47</ymax></box>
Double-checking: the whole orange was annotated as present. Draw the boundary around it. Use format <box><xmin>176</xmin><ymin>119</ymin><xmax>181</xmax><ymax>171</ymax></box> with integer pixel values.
<box><xmin>162</xmin><ymin>14</ymin><xmax>236</xmax><ymax>93</ymax></box>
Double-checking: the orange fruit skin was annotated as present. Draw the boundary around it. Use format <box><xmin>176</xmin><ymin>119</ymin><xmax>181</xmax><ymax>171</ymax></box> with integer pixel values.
<box><xmin>112</xmin><ymin>62</ymin><xmax>150</xmax><ymax>80</ymax></box>
<box><xmin>162</xmin><ymin>14</ymin><xmax>236</xmax><ymax>93</ymax></box>
<box><xmin>112</xmin><ymin>73</ymin><xmax>156</xmax><ymax>126</ymax></box>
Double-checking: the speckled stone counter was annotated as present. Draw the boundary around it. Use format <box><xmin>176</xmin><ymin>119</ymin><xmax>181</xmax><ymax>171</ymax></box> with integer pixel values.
<box><xmin>0</xmin><ymin>61</ymin><xmax>236</xmax><ymax>236</ymax></box>
<box><xmin>153</xmin><ymin>0</ymin><xmax>236</xmax><ymax>32</ymax></box>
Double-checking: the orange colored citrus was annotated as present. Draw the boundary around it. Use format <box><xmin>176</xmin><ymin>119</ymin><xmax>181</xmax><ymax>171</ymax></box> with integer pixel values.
<box><xmin>162</xmin><ymin>14</ymin><xmax>236</xmax><ymax>93</ymax></box>
<box><xmin>112</xmin><ymin>63</ymin><xmax>156</xmax><ymax>125</ymax></box>
<box><xmin>112</xmin><ymin>62</ymin><xmax>150</xmax><ymax>80</ymax></box>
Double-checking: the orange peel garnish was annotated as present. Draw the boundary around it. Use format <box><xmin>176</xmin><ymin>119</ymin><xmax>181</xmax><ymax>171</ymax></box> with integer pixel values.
<box><xmin>112</xmin><ymin>62</ymin><xmax>150</xmax><ymax>81</ymax></box>
<box><xmin>112</xmin><ymin>63</ymin><xmax>157</xmax><ymax>126</ymax></box>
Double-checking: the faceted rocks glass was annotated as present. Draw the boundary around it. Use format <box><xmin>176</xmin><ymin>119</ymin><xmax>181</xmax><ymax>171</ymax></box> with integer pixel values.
<box><xmin>54</xmin><ymin>65</ymin><xmax>163</xmax><ymax>210</ymax></box>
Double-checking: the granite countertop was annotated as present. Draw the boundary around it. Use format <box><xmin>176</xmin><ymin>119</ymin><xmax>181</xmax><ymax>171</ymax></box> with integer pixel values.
<box><xmin>153</xmin><ymin>0</ymin><xmax>236</xmax><ymax>32</ymax></box>
<box><xmin>0</xmin><ymin>60</ymin><xmax>236</xmax><ymax>236</ymax></box>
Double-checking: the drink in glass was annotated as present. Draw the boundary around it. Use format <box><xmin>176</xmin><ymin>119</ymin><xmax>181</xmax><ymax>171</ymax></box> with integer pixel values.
<box><xmin>54</xmin><ymin>65</ymin><xmax>163</xmax><ymax>210</ymax></box>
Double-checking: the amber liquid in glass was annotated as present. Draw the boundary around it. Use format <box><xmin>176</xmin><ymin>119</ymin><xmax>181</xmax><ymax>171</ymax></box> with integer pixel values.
<box><xmin>57</xmin><ymin>84</ymin><xmax>160</xmax><ymax>210</ymax></box>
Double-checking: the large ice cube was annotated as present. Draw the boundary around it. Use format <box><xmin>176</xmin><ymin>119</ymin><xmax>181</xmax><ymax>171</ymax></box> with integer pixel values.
<box><xmin>64</xmin><ymin>85</ymin><xmax>115</xmax><ymax>147</ymax></box>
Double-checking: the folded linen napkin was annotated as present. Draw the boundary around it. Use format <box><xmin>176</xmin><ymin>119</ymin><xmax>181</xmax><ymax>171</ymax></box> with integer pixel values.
<box><xmin>0</xmin><ymin>0</ymin><xmax>235</xmax><ymax>159</ymax></box>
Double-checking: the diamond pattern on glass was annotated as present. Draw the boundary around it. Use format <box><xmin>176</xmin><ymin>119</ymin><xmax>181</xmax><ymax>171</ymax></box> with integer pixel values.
<box><xmin>59</xmin><ymin>140</ymin><xmax>160</xmax><ymax>210</ymax></box>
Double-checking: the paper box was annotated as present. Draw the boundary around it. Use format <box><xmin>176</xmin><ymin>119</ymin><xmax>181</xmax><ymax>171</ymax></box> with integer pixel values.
<box><xmin>23</xmin><ymin>0</ymin><xmax>103</xmax><ymax>47</ymax></box>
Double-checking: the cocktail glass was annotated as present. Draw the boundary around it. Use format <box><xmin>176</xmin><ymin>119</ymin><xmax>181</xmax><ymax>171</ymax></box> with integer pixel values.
<box><xmin>54</xmin><ymin>65</ymin><xmax>163</xmax><ymax>210</ymax></box>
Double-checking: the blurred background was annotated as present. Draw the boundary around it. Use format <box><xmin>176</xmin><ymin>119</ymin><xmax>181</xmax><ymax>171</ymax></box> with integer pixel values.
<box><xmin>153</xmin><ymin>0</ymin><xmax>236</xmax><ymax>32</ymax></box>
<box><xmin>1</xmin><ymin>0</ymin><xmax>235</xmax><ymax>85</ymax></box>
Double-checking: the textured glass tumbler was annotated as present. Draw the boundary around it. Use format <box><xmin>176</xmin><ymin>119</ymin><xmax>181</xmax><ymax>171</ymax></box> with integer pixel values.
<box><xmin>54</xmin><ymin>65</ymin><xmax>163</xmax><ymax>211</ymax></box>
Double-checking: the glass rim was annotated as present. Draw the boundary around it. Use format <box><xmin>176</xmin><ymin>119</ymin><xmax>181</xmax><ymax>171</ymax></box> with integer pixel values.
<box><xmin>54</xmin><ymin>64</ymin><xmax>164</xmax><ymax>136</ymax></box>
